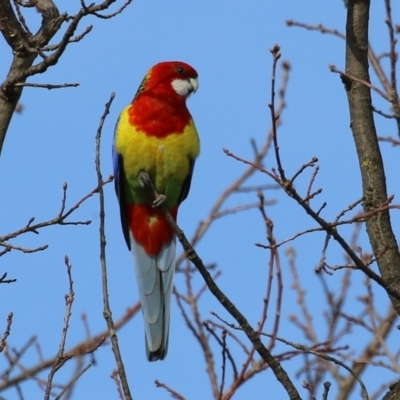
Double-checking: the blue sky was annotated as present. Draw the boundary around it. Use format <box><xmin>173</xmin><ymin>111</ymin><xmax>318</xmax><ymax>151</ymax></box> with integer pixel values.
<box><xmin>1</xmin><ymin>0</ymin><xmax>399</xmax><ymax>399</ymax></box>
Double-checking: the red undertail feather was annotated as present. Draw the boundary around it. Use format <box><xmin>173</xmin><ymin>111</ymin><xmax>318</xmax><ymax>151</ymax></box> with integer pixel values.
<box><xmin>128</xmin><ymin>204</ymin><xmax>178</xmax><ymax>255</ymax></box>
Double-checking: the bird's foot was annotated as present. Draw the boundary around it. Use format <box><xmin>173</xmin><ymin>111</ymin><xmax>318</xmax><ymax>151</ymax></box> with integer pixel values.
<box><xmin>138</xmin><ymin>171</ymin><xmax>151</xmax><ymax>188</ymax></box>
<box><xmin>138</xmin><ymin>171</ymin><xmax>167</xmax><ymax>208</ymax></box>
<box><xmin>152</xmin><ymin>194</ymin><xmax>167</xmax><ymax>208</ymax></box>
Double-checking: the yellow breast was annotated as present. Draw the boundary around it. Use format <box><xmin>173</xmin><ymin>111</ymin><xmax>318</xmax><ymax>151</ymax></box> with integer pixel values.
<box><xmin>114</xmin><ymin>105</ymin><xmax>200</xmax><ymax>206</ymax></box>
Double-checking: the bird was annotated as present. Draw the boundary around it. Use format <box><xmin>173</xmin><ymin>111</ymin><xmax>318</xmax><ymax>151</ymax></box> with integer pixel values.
<box><xmin>112</xmin><ymin>61</ymin><xmax>200</xmax><ymax>361</ymax></box>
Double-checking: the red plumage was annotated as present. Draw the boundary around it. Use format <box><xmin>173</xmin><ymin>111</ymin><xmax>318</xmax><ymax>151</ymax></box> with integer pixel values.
<box><xmin>128</xmin><ymin>62</ymin><xmax>196</xmax><ymax>138</ymax></box>
<box><xmin>128</xmin><ymin>204</ymin><xmax>178</xmax><ymax>256</ymax></box>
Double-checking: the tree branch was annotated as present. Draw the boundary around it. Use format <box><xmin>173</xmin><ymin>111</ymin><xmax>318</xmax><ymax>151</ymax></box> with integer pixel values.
<box><xmin>95</xmin><ymin>92</ymin><xmax>133</xmax><ymax>400</ymax></box>
<box><xmin>0</xmin><ymin>0</ymin><xmax>62</xmax><ymax>156</ymax></box>
<box><xmin>140</xmin><ymin>172</ymin><xmax>301</xmax><ymax>400</ymax></box>
<box><xmin>344</xmin><ymin>0</ymin><xmax>400</xmax><ymax>312</ymax></box>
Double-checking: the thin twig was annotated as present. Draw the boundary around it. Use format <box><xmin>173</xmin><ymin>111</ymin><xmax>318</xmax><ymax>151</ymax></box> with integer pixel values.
<box><xmin>96</xmin><ymin>93</ymin><xmax>132</xmax><ymax>400</ymax></box>
<box><xmin>0</xmin><ymin>178</ymin><xmax>113</xmax><ymax>253</ymax></box>
<box><xmin>203</xmin><ymin>322</ymin><xmax>238</xmax><ymax>381</ymax></box>
<box><xmin>218</xmin><ymin>330</ymin><xmax>227</xmax><ymax>400</ymax></box>
<box><xmin>223</xmin><ymin>148</ymin><xmax>400</xmax><ymax>300</ymax></box>
<box><xmin>0</xmin><ymin>304</ymin><xmax>139</xmax><ymax>391</ymax></box>
<box><xmin>54</xmin><ymin>364</ymin><xmax>91</xmax><ymax>400</ymax></box>
<box><xmin>329</xmin><ymin>64</ymin><xmax>389</xmax><ymax>101</ymax></box>
<box><xmin>14</xmin><ymin>82</ymin><xmax>80</xmax><ymax>90</ymax></box>
<box><xmin>0</xmin><ymin>313</ymin><xmax>13</xmax><ymax>353</ymax></box>
<box><xmin>378</xmin><ymin>135</ymin><xmax>400</xmax><ymax>146</ymax></box>
<box><xmin>269</xmin><ymin>44</ymin><xmax>286</xmax><ymax>180</ymax></box>
<box><xmin>322</xmin><ymin>382</ymin><xmax>331</xmax><ymax>400</ymax></box>
<box><xmin>384</xmin><ymin>0</ymin><xmax>398</xmax><ymax>95</ymax></box>
<box><xmin>111</xmin><ymin>369</ymin><xmax>125</xmax><ymax>400</ymax></box>
<box><xmin>0</xmin><ymin>273</ymin><xmax>16</xmax><ymax>284</ymax></box>
<box><xmin>176</xmin><ymin>60</ymin><xmax>290</xmax><ymax>268</ymax></box>
<box><xmin>44</xmin><ymin>256</ymin><xmax>75</xmax><ymax>400</ymax></box>
<box><xmin>155</xmin><ymin>380</ymin><xmax>186</xmax><ymax>400</ymax></box>
<box><xmin>286</xmin><ymin>20</ymin><xmax>345</xmax><ymax>39</ymax></box>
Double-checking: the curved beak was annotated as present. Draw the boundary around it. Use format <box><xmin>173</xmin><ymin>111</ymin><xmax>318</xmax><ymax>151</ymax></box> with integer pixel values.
<box><xmin>189</xmin><ymin>77</ymin><xmax>199</xmax><ymax>93</ymax></box>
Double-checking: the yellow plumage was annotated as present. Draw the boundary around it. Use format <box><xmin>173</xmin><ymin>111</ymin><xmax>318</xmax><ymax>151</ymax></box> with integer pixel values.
<box><xmin>114</xmin><ymin>105</ymin><xmax>200</xmax><ymax>207</ymax></box>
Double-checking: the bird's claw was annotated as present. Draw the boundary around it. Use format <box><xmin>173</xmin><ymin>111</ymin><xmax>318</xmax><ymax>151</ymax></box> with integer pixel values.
<box><xmin>138</xmin><ymin>171</ymin><xmax>167</xmax><ymax>207</ymax></box>
<box><xmin>138</xmin><ymin>171</ymin><xmax>151</xmax><ymax>188</ymax></box>
<box><xmin>152</xmin><ymin>194</ymin><xmax>167</xmax><ymax>208</ymax></box>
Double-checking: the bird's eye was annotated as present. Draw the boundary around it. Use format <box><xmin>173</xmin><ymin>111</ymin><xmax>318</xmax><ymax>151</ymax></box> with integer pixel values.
<box><xmin>176</xmin><ymin>66</ymin><xmax>186</xmax><ymax>75</ymax></box>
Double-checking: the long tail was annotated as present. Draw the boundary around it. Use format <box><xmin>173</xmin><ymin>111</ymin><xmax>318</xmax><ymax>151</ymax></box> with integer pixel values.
<box><xmin>128</xmin><ymin>204</ymin><xmax>177</xmax><ymax>361</ymax></box>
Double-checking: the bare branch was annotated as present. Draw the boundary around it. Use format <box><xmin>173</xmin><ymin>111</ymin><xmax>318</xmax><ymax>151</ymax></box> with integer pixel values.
<box><xmin>224</xmin><ymin>147</ymin><xmax>400</xmax><ymax>300</ymax></box>
<box><xmin>176</xmin><ymin>60</ymin><xmax>291</xmax><ymax>269</ymax></box>
<box><xmin>110</xmin><ymin>369</ymin><xmax>125</xmax><ymax>400</ymax></box>
<box><xmin>379</xmin><ymin>135</ymin><xmax>400</xmax><ymax>146</ymax></box>
<box><xmin>95</xmin><ymin>93</ymin><xmax>132</xmax><ymax>400</ymax></box>
<box><xmin>155</xmin><ymin>380</ymin><xmax>186</xmax><ymax>400</ymax></box>
<box><xmin>141</xmin><ymin>173</ymin><xmax>302</xmax><ymax>399</ymax></box>
<box><xmin>265</xmin><ymin>331</ymin><xmax>370</xmax><ymax>399</ymax></box>
<box><xmin>329</xmin><ymin>64</ymin><xmax>389</xmax><ymax>101</ymax></box>
<box><xmin>0</xmin><ymin>177</ymin><xmax>113</xmax><ymax>255</ymax></box>
<box><xmin>286</xmin><ymin>20</ymin><xmax>345</xmax><ymax>39</ymax></box>
<box><xmin>13</xmin><ymin>82</ymin><xmax>80</xmax><ymax>90</ymax></box>
<box><xmin>0</xmin><ymin>313</ymin><xmax>13</xmax><ymax>353</ymax></box>
<box><xmin>269</xmin><ymin>44</ymin><xmax>286</xmax><ymax>180</ymax></box>
<box><xmin>0</xmin><ymin>304</ymin><xmax>139</xmax><ymax>391</ymax></box>
<box><xmin>54</xmin><ymin>364</ymin><xmax>92</xmax><ymax>400</ymax></box>
<box><xmin>44</xmin><ymin>256</ymin><xmax>75</xmax><ymax>399</ymax></box>
<box><xmin>344</xmin><ymin>0</ymin><xmax>400</xmax><ymax>312</ymax></box>
<box><xmin>0</xmin><ymin>273</ymin><xmax>17</xmax><ymax>284</ymax></box>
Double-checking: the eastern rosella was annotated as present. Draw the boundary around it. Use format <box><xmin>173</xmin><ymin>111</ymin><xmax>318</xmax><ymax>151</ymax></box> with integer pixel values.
<box><xmin>112</xmin><ymin>61</ymin><xmax>200</xmax><ymax>361</ymax></box>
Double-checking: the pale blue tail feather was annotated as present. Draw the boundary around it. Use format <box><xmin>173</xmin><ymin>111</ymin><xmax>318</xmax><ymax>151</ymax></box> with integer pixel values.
<box><xmin>130</xmin><ymin>232</ymin><xmax>176</xmax><ymax>361</ymax></box>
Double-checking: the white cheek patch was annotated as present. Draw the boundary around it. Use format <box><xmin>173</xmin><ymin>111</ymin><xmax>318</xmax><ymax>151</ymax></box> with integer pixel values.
<box><xmin>171</xmin><ymin>79</ymin><xmax>193</xmax><ymax>97</ymax></box>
